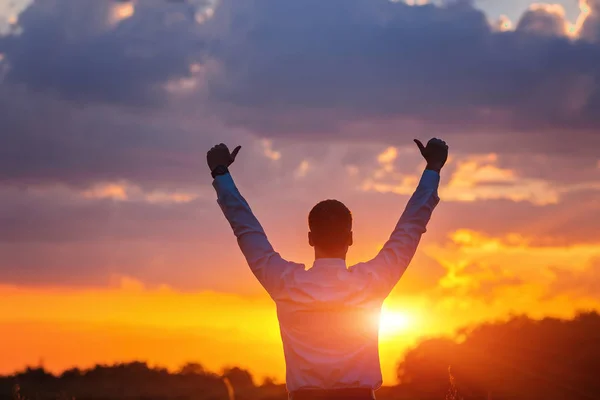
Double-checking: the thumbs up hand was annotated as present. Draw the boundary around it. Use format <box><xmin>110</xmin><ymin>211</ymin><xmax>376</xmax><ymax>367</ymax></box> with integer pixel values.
<box><xmin>414</xmin><ymin>138</ymin><xmax>448</xmax><ymax>173</ymax></box>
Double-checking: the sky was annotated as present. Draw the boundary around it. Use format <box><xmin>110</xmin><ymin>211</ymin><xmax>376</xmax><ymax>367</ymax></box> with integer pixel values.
<box><xmin>1</xmin><ymin>0</ymin><xmax>600</xmax><ymax>386</ymax></box>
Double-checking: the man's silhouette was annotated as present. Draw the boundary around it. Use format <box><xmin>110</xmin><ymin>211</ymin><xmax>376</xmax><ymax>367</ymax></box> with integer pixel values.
<box><xmin>208</xmin><ymin>138</ymin><xmax>448</xmax><ymax>400</ymax></box>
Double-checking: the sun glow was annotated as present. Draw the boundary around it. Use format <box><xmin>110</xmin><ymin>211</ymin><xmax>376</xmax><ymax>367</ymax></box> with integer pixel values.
<box><xmin>379</xmin><ymin>310</ymin><xmax>413</xmax><ymax>337</ymax></box>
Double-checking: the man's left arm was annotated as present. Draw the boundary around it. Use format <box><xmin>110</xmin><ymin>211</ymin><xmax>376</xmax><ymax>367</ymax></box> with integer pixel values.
<box><xmin>352</xmin><ymin>138</ymin><xmax>448</xmax><ymax>297</ymax></box>
<box><xmin>353</xmin><ymin>169</ymin><xmax>440</xmax><ymax>296</ymax></box>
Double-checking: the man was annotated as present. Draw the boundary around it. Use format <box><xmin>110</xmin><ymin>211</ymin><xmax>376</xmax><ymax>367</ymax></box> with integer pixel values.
<box><xmin>208</xmin><ymin>138</ymin><xmax>448</xmax><ymax>400</ymax></box>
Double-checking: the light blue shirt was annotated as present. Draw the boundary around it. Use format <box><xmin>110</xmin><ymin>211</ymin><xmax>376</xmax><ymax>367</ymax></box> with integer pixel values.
<box><xmin>213</xmin><ymin>169</ymin><xmax>440</xmax><ymax>392</ymax></box>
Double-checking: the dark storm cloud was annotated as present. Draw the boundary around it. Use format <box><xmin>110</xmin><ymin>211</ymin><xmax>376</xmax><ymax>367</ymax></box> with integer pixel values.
<box><xmin>205</xmin><ymin>0</ymin><xmax>600</xmax><ymax>154</ymax></box>
<box><xmin>581</xmin><ymin>0</ymin><xmax>600</xmax><ymax>40</ymax></box>
<box><xmin>0</xmin><ymin>0</ymin><xmax>224</xmax><ymax>187</ymax></box>
<box><xmin>2</xmin><ymin>0</ymin><xmax>600</xmax><ymax>189</ymax></box>
<box><xmin>3</xmin><ymin>0</ymin><xmax>600</xmax><ymax>139</ymax></box>
<box><xmin>0</xmin><ymin>184</ymin><xmax>215</xmax><ymax>243</ymax></box>
<box><xmin>516</xmin><ymin>5</ymin><xmax>568</xmax><ymax>37</ymax></box>
<box><xmin>0</xmin><ymin>86</ymin><xmax>221</xmax><ymax>187</ymax></box>
<box><xmin>0</xmin><ymin>0</ymin><xmax>204</xmax><ymax>105</ymax></box>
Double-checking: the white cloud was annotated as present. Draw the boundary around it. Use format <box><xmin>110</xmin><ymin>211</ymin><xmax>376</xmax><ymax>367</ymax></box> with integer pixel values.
<box><xmin>261</xmin><ymin>139</ymin><xmax>282</xmax><ymax>161</ymax></box>
<box><xmin>294</xmin><ymin>160</ymin><xmax>311</xmax><ymax>179</ymax></box>
<box><xmin>82</xmin><ymin>182</ymin><xmax>199</xmax><ymax>204</ymax></box>
<box><xmin>357</xmin><ymin>152</ymin><xmax>600</xmax><ymax>205</ymax></box>
<box><xmin>107</xmin><ymin>2</ymin><xmax>135</xmax><ymax>26</ymax></box>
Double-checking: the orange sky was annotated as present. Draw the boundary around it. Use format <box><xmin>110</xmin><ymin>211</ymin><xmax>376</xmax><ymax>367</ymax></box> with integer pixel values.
<box><xmin>2</xmin><ymin>0</ymin><xmax>600</xmax><ymax>388</ymax></box>
<box><xmin>2</xmin><ymin>145</ymin><xmax>600</xmax><ymax>386</ymax></box>
<box><xmin>2</xmin><ymin>224</ymin><xmax>599</xmax><ymax>385</ymax></box>
<box><xmin>1</xmin><ymin>143</ymin><xmax>599</xmax><ymax>385</ymax></box>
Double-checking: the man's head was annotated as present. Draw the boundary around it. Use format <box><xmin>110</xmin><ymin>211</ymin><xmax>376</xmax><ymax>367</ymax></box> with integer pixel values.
<box><xmin>308</xmin><ymin>200</ymin><xmax>353</xmax><ymax>258</ymax></box>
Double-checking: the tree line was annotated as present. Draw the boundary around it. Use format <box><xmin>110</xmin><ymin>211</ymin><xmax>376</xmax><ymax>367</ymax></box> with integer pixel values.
<box><xmin>3</xmin><ymin>311</ymin><xmax>600</xmax><ymax>400</ymax></box>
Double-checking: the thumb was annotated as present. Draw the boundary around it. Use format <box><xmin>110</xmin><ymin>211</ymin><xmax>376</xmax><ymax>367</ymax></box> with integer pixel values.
<box><xmin>414</xmin><ymin>139</ymin><xmax>426</xmax><ymax>155</ymax></box>
<box><xmin>230</xmin><ymin>145</ymin><xmax>242</xmax><ymax>161</ymax></box>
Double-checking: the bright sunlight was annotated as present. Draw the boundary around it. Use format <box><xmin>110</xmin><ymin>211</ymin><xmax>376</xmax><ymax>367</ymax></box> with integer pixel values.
<box><xmin>379</xmin><ymin>310</ymin><xmax>414</xmax><ymax>337</ymax></box>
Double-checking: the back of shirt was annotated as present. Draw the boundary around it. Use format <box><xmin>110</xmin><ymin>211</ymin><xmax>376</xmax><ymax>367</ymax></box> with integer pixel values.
<box><xmin>275</xmin><ymin>260</ymin><xmax>385</xmax><ymax>391</ymax></box>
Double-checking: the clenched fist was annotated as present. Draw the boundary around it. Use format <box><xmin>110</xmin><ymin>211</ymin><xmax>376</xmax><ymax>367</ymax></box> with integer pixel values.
<box><xmin>414</xmin><ymin>138</ymin><xmax>449</xmax><ymax>173</ymax></box>
<box><xmin>207</xmin><ymin>143</ymin><xmax>241</xmax><ymax>172</ymax></box>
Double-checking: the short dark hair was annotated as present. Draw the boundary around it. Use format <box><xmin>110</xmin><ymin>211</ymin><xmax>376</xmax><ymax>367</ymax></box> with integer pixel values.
<box><xmin>308</xmin><ymin>200</ymin><xmax>352</xmax><ymax>250</ymax></box>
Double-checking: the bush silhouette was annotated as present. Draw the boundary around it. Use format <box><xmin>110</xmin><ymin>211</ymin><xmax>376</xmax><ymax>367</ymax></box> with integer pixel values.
<box><xmin>3</xmin><ymin>312</ymin><xmax>600</xmax><ymax>400</ymax></box>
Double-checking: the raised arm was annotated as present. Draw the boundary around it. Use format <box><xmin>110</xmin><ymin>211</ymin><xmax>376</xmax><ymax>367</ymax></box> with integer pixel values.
<box><xmin>208</xmin><ymin>144</ymin><xmax>301</xmax><ymax>298</ymax></box>
<box><xmin>352</xmin><ymin>138</ymin><xmax>448</xmax><ymax>297</ymax></box>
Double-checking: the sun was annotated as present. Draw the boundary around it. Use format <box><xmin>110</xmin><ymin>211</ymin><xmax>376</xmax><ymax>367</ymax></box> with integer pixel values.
<box><xmin>379</xmin><ymin>310</ymin><xmax>413</xmax><ymax>337</ymax></box>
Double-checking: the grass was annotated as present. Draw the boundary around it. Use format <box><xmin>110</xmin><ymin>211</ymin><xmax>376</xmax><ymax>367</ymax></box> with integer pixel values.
<box><xmin>12</xmin><ymin>369</ymin><xmax>463</xmax><ymax>400</ymax></box>
<box><xmin>446</xmin><ymin>366</ymin><xmax>464</xmax><ymax>400</ymax></box>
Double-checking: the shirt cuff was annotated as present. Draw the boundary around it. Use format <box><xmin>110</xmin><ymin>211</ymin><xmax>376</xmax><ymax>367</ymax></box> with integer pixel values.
<box><xmin>419</xmin><ymin>169</ymin><xmax>440</xmax><ymax>191</ymax></box>
<box><xmin>212</xmin><ymin>172</ymin><xmax>235</xmax><ymax>192</ymax></box>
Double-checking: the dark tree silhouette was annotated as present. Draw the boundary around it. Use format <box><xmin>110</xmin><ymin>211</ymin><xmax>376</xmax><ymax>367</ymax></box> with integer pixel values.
<box><xmin>2</xmin><ymin>312</ymin><xmax>600</xmax><ymax>400</ymax></box>
<box><xmin>223</xmin><ymin>367</ymin><xmax>254</xmax><ymax>390</ymax></box>
<box><xmin>398</xmin><ymin>311</ymin><xmax>600</xmax><ymax>400</ymax></box>
<box><xmin>180</xmin><ymin>362</ymin><xmax>206</xmax><ymax>376</ymax></box>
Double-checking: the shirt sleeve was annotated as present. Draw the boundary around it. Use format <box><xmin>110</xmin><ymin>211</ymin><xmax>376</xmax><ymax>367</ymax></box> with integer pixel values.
<box><xmin>212</xmin><ymin>173</ymin><xmax>302</xmax><ymax>298</ymax></box>
<box><xmin>351</xmin><ymin>169</ymin><xmax>440</xmax><ymax>297</ymax></box>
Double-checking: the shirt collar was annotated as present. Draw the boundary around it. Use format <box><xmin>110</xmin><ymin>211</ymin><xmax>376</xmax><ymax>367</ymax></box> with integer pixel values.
<box><xmin>312</xmin><ymin>258</ymin><xmax>347</xmax><ymax>269</ymax></box>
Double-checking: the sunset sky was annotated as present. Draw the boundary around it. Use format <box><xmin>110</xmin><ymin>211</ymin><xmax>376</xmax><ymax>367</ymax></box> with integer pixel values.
<box><xmin>1</xmin><ymin>0</ymin><xmax>600</xmax><ymax>386</ymax></box>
